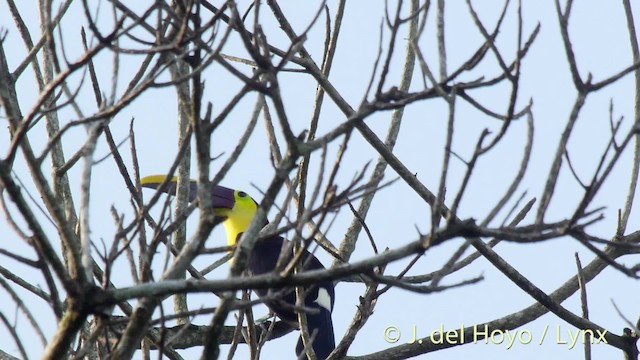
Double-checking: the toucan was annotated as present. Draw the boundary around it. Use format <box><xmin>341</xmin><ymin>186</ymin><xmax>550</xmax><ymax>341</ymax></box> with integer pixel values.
<box><xmin>140</xmin><ymin>175</ymin><xmax>336</xmax><ymax>359</ymax></box>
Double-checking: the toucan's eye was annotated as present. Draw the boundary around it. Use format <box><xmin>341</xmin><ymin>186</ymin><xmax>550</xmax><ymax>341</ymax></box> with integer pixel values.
<box><xmin>238</xmin><ymin>191</ymin><xmax>247</xmax><ymax>198</ymax></box>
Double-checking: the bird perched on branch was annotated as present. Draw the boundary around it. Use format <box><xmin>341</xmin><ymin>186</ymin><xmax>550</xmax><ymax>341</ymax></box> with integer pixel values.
<box><xmin>140</xmin><ymin>175</ymin><xmax>336</xmax><ymax>359</ymax></box>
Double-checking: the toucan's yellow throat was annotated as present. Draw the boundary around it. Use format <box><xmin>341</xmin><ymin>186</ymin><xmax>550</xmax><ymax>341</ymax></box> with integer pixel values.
<box><xmin>216</xmin><ymin>188</ymin><xmax>259</xmax><ymax>248</ymax></box>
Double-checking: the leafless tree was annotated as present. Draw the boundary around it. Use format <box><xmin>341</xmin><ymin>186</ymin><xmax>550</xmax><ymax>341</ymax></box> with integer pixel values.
<box><xmin>0</xmin><ymin>1</ymin><xmax>639</xmax><ymax>359</ymax></box>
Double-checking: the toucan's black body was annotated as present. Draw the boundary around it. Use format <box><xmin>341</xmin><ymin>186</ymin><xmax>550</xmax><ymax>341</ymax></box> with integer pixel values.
<box><xmin>140</xmin><ymin>176</ymin><xmax>336</xmax><ymax>359</ymax></box>
<box><xmin>249</xmin><ymin>235</ymin><xmax>335</xmax><ymax>359</ymax></box>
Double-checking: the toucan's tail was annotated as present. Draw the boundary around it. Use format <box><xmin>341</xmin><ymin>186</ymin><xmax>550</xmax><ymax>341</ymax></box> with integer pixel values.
<box><xmin>295</xmin><ymin>307</ymin><xmax>335</xmax><ymax>359</ymax></box>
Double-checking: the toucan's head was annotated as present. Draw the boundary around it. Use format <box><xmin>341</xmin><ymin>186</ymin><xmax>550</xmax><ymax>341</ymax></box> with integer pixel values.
<box><xmin>140</xmin><ymin>175</ymin><xmax>260</xmax><ymax>247</ymax></box>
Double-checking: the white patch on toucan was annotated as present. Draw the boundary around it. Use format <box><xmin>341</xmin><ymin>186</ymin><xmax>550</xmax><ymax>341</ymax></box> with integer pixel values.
<box><xmin>315</xmin><ymin>287</ymin><xmax>332</xmax><ymax>312</ymax></box>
